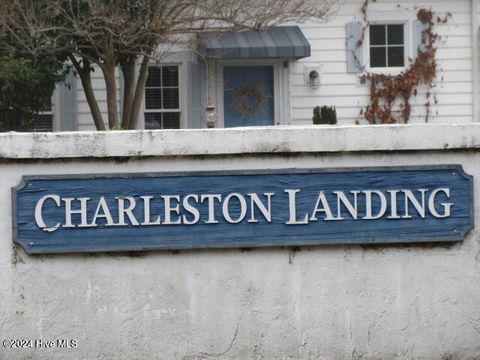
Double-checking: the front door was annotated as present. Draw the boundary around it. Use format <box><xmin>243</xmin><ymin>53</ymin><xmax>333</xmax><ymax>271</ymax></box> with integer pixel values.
<box><xmin>223</xmin><ymin>66</ymin><xmax>274</xmax><ymax>127</ymax></box>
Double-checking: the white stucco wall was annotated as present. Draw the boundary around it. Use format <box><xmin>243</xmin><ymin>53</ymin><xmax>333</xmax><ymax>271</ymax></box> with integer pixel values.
<box><xmin>1</xmin><ymin>124</ymin><xmax>480</xmax><ymax>359</ymax></box>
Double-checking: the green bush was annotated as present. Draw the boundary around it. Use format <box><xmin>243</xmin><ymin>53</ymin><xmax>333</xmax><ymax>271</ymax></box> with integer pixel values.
<box><xmin>312</xmin><ymin>105</ymin><xmax>337</xmax><ymax>125</ymax></box>
<box><xmin>0</xmin><ymin>55</ymin><xmax>66</xmax><ymax>131</ymax></box>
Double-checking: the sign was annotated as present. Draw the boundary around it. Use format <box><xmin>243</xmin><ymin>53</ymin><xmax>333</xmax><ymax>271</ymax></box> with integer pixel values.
<box><xmin>12</xmin><ymin>165</ymin><xmax>473</xmax><ymax>254</ymax></box>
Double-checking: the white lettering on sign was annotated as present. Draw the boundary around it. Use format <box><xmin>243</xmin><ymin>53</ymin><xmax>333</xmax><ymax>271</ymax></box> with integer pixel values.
<box><xmin>140</xmin><ymin>195</ymin><xmax>161</xmax><ymax>225</ymax></box>
<box><xmin>90</xmin><ymin>196</ymin><xmax>115</xmax><ymax>226</ymax></box>
<box><xmin>63</xmin><ymin>197</ymin><xmax>90</xmax><ymax>228</ymax></box>
<box><xmin>247</xmin><ymin>192</ymin><xmax>274</xmax><ymax>223</ymax></box>
<box><xmin>428</xmin><ymin>188</ymin><xmax>453</xmax><ymax>218</ymax></box>
<box><xmin>334</xmin><ymin>191</ymin><xmax>360</xmax><ymax>220</ymax></box>
<box><xmin>34</xmin><ymin>195</ymin><xmax>61</xmax><ymax>232</ymax></box>
<box><xmin>182</xmin><ymin>194</ymin><xmax>201</xmax><ymax>225</ymax></box>
<box><xmin>363</xmin><ymin>190</ymin><xmax>387</xmax><ymax>220</ymax></box>
<box><xmin>33</xmin><ymin>188</ymin><xmax>454</xmax><ymax>232</ymax></box>
<box><xmin>285</xmin><ymin>189</ymin><xmax>308</xmax><ymax>225</ymax></box>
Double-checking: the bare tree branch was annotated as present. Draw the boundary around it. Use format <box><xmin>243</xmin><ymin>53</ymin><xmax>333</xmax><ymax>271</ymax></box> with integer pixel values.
<box><xmin>0</xmin><ymin>0</ymin><xmax>337</xmax><ymax>129</ymax></box>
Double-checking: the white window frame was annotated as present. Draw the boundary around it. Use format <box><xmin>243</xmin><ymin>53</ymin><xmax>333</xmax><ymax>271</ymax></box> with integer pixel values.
<box><xmin>52</xmin><ymin>89</ymin><xmax>61</xmax><ymax>131</ymax></box>
<box><xmin>363</xmin><ymin>12</ymin><xmax>416</xmax><ymax>76</ymax></box>
<box><xmin>141</xmin><ymin>63</ymin><xmax>185</xmax><ymax>129</ymax></box>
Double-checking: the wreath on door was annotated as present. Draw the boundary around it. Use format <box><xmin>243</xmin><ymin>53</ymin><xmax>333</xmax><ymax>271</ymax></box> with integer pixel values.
<box><xmin>230</xmin><ymin>83</ymin><xmax>269</xmax><ymax>119</ymax></box>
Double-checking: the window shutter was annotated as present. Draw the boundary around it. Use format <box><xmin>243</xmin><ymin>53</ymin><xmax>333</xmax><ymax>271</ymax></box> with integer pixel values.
<box><xmin>346</xmin><ymin>21</ymin><xmax>364</xmax><ymax>73</ymax></box>
<box><xmin>187</xmin><ymin>62</ymin><xmax>205</xmax><ymax>129</ymax></box>
<box><xmin>413</xmin><ymin>20</ymin><xmax>428</xmax><ymax>59</ymax></box>
<box><xmin>59</xmin><ymin>69</ymin><xmax>78</xmax><ymax>131</ymax></box>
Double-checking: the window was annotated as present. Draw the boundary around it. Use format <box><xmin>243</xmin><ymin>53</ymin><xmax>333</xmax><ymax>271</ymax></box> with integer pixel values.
<box><xmin>144</xmin><ymin>65</ymin><xmax>180</xmax><ymax>129</ymax></box>
<box><xmin>369</xmin><ymin>24</ymin><xmax>405</xmax><ymax>68</ymax></box>
<box><xmin>33</xmin><ymin>100</ymin><xmax>54</xmax><ymax>132</ymax></box>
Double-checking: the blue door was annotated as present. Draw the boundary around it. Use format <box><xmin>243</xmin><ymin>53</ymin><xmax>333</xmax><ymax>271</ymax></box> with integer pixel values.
<box><xmin>223</xmin><ymin>66</ymin><xmax>274</xmax><ymax>127</ymax></box>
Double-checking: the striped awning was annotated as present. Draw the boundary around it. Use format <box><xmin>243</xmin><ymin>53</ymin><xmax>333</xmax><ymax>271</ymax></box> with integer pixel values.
<box><xmin>198</xmin><ymin>26</ymin><xmax>311</xmax><ymax>59</ymax></box>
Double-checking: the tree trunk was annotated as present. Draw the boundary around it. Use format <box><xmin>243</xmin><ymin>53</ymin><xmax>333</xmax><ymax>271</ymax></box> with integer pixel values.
<box><xmin>120</xmin><ymin>56</ymin><xmax>136</xmax><ymax>129</ymax></box>
<box><xmin>102</xmin><ymin>61</ymin><xmax>119</xmax><ymax>129</ymax></box>
<box><xmin>81</xmin><ymin>74</ymin><xmax>106</xmax><ymax>131</ymax></box>
<box><xmin>128</xmin><ymin>56</ymin><xmax>150</xmax><ymax>130</ymax></box>
<box><xmin>70</xmin><ymin>57</ymin><xmax>106</xmax><ymax>131</ymax></box>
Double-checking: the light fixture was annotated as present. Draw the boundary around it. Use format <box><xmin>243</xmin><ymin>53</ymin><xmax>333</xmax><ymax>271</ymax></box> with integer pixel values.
<box><xmin>309</xmin><ymin>69</ymin><xmax>320</xmax><ymax>89</ymax></box>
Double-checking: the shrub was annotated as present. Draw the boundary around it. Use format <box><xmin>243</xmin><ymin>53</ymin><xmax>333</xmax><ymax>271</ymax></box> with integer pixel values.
<box><xmin>313</xmin><ymin>105</ymin><xmax>337</xmax><ymax>125</ymax></box>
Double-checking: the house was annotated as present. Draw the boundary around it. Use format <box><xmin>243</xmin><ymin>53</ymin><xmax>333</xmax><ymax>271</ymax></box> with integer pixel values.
<box><xmin>42</xmin><ymin>0</ymin><xmax>478</xmax><ymax>131</ymax></box>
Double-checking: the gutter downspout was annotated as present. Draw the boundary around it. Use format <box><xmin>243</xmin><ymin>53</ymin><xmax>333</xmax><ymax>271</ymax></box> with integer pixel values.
<box><xmin>472</xmin><ymin>0</ymin><xmax>479</xmax><ymax>122</ymax></box>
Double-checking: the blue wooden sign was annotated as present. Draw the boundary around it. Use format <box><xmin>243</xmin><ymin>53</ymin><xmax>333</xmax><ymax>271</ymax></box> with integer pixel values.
<box><xmin>12</xmin><ymin>165</ymin><xmax>473</xmax><ymax>254</ymax></box>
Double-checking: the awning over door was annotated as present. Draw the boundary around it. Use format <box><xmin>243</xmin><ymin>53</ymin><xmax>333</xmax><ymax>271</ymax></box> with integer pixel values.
<box><xmin>198</xmin><ymin>26</ymin><xmax>311</xmax><ymax>59</ymax></box>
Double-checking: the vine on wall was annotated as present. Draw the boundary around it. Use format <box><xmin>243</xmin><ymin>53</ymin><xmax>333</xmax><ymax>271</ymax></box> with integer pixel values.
<box><xmin>359</xmin><ymin>1</ymin><xmax>450</xmax><ymax>124</ymax></box>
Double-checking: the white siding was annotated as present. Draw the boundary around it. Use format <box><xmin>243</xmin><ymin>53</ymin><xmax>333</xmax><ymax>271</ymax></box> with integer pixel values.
<box><xmin>291</xmin><ymin>0</ymin><xmax>474</xmax><ymax>125</ymax></box>
<box><xmin>76</xmin><ymin>65</ymin><xmax>122</xmax><ymax>131</ymax></box>
<box><xmin>66</xmin><ymin>0</ymin><xmax>476</xmax><ymax>129</ymax></box>
<box><xmin>476</xmin><ymin>0</ymin><xmax>480</xmax><ymax>122</ymax></box>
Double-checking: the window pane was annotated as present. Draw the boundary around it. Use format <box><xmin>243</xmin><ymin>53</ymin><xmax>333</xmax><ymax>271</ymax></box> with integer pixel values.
<box><xmin>144</xmin><ymin>112</ymin><xmax>180</xmax><ymax>129</ymax></box>
<box><xmin>163</xmin><ymin>88</ymin><xmax>179</xmax><ymax>109</ymax></box>
<box><xmin>388</xmin><ymin>46</ymin><xmax>404</xmax><ymax>67</ymax></box>
<box><xmin>370</xmin><ymin>25</ymin><xmax>386</xmax><ymax>45</ymax></box>
<box><xmin>144</xmin><ymin>65</ymin><xmax>180</xmax><ymax>129</ymax></box>
<box><xmin>145</xmin><ymin>88</ymin><xmax>162</xmax><ymax>109</ymax></box>
<box><xmin>387</xmin><ymin>24</ymin><xmax>404</xmax><ymax>45</ymax></box>
<box><xmin>39</xmin><ymin>99</ymin><xmax>52</xmax><ymax>112</ymax></box>
<box><xmin>163</xmin><ymin>112</ymin><xmax>180</xmax><ymax>129</ymax></box>
<box><xmin>146</xmin><ymin>67</ymin><xmax>162</xmax><ymax>87</ymax></box>
<box><xmin>162</xmin><ymin>66</ymin><xmax>178</xmax><ymax>87</ymax></box>
<box><xmin>33</xmin><ymin>114</ymin><xmax>53</xmax><ymax>132</ymax></box>
<box><xmin>145</xmin><ymin>113</ymin><xmax>162</xmax><ymax>129</ymax></box>
<box><xmin>370</xmin><ymin>47</ymin><xmax>386</xmax><ymax>67</ymax></box>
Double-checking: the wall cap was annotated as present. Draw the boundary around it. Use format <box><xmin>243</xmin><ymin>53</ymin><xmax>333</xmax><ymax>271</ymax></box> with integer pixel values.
<box><xmin>0</xmin><ymin>124</ymin><xmax>479</xmax><ymax>159</ymax></box>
